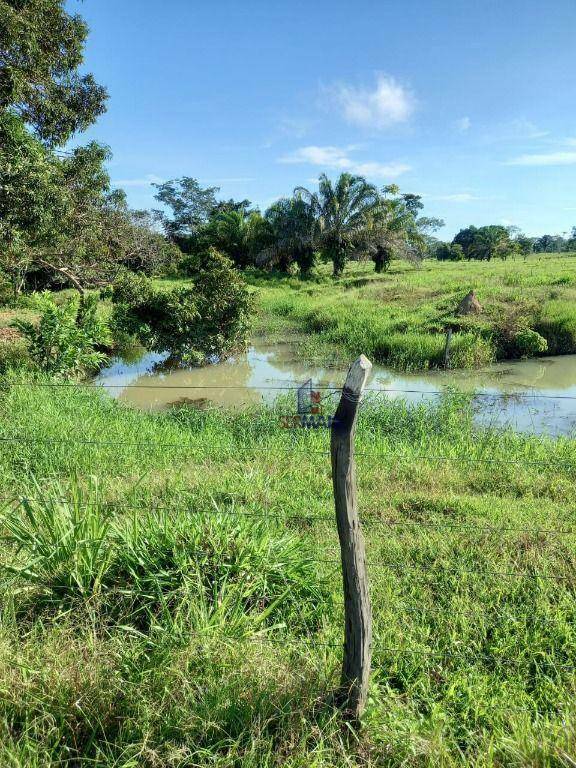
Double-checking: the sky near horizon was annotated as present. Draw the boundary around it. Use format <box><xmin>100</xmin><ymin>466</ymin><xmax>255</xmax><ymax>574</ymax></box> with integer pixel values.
<box><xmin>72</xmin><ymin>0</ymin><xmax>576</xmax><ymax>238</ymax></box>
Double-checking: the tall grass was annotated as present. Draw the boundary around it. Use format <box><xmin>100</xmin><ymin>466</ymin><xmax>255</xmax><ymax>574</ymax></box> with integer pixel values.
<box><xmin>1</xmin><ymin>374</ymin><xmax>576</xmax><ymax>764</ymax></box>
<box><xmin>255</xmin><ymin>255</ymin><xmax>576</xmax><ymax>370</ymax></box>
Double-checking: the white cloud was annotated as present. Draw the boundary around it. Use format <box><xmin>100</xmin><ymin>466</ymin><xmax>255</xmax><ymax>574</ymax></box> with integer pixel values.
<box><xmin>279</xmin><ymin>145</ymin><xmax>410</xmax><ymax>179</ymax></box>
<box><xmin>329</xmin><ymin>73</ymin><xmax>415</xmax><ymax>130</ymax></box>
<box><xmin>111</xmin><ymin>173</ymin><xmax>164</xmax><ymax>188</ymax></box>
<box><xmin>351</xmin><ymin>161</ymin><xmax>411</xmax><ymax>178</ymax></box>
<box><xmin>505</xmin><ymin>151</ymin><xmax>576</xmax><ymax>167</ymax></box>
<box><xmin>281</xmin><ymin>146</ymin><xmax>352</xmax><ymax>168</ymax></box>
<box><xmin>456</xmin><ymin>116</ymin><xmax>471</xmax><ymax>132</ymax></box>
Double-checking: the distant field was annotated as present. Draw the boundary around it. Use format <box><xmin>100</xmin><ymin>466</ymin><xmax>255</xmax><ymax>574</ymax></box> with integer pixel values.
<box><xmin>253</xmin><ymin>253</ymin><xmax>576</xmax><ymax>370</ymax></box>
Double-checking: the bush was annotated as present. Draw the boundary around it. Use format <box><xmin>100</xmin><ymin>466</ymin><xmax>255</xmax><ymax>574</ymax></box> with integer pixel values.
<box><xmin>535</xmin><ymin>300</ymin><xmax>576</xmax><ymax>354</ymax></box>
<box><xmin>514</xmin><ymin>328</ymin><xmax>548</xmax><ymax>357</ymax></box>
<box><xmin>112</xmin><ymin>248</ymin><xmax>253</xmax><ymax>361</ymax></box>
<box><xmin>11</xmin><ymin>293</ymin><xmax>110</xmax><ymax>377</ymax></box>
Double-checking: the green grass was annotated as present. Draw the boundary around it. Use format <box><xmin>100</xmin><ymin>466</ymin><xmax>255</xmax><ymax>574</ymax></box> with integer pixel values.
<box><xmin>252</xmin><ymin>253</ymin><xmax>576</xmax><ymax>370</ymax></box>
<box><xmin>1</xmin><ymin>374</ymin><xmax>576</xmax><ymax>765</ymax></box>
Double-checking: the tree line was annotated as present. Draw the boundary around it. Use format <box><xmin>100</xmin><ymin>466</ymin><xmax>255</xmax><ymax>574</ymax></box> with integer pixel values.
<box><xmin>152</xmin><ymin>176</ymin><xmax>444</xmax><ymax>278</ymax></box>
<box><xmin>433</xmin><ymin>225</ymin><xmax>576</xmax><ymax>262</ymax></box>
<box><xmin>1</xmin><ymin>0</ymin><xmax>574</xmax><ymax>304</ymax></box>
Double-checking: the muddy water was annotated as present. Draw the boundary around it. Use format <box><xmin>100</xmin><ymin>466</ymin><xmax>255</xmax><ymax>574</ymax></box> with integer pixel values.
<box><xmin>94</xmin><ymin>338</ymin><xmax>576</xmax><ymax>437</ymax></box>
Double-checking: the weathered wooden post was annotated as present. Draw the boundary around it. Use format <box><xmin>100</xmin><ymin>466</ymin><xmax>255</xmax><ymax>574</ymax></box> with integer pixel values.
<box><xmin>331</xmin><ymin>354</ymin><xmax>372</xmax><ymax>721</ymax></box>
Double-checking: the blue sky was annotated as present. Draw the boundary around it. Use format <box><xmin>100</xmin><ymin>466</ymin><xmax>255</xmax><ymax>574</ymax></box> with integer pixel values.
<box><xmin>72</xmin><ymin>0</ymin><xmax>576</xmax><ymax>238</ymax></box>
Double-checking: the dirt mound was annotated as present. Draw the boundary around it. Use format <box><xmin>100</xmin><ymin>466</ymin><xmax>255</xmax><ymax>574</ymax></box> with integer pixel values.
<box><xmin>457</xmin><ymin>290</ymin><xmax>482</xmax><ymax>316</ymax></box>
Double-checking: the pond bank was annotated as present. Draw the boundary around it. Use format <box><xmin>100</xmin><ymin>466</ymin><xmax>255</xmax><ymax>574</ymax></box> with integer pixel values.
<box><xmin>95</xmin><ymin>336</ymin><xmax>576</xmax><ymax>437</ymax></box>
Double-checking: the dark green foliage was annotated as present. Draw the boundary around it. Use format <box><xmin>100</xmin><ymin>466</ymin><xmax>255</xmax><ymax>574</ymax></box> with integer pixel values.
<box><xmin>372</xmin><ymin>244</ymin><xmax>393</xmax><ymax>272</ymax></box>
<box><xmin>296</xmin><ymin>173</ymin><xmax>380</xmax><ymax>277</ymax></box>
<box><xmin>112</xmin><ymin>249</ymin><xmax>253</xmax><ymax>360</ymax></box>
<box><xmin>11</xmin><ymin>292</ymin><xmax>110</xmax><ymax>376</ymax></box>
<box><xmin>435</xmin><ymin>242</ymin><xmax>464</xmax><ymax>261</ymax></box>
<box><xmin>0</xmin><ymin>0</ymin><xmax>107</xmax><ymax>145</ymax></box>
<box><xmin>453</xmin><ymin>225</ymin><xmax>514</xmax><ymax>261</ymax></box>
<box><xmin>199</xmin><ymin>210</ymin><xmax>273</xmax><ymax>268</ymax></box>
<box><xmin>262</xmin><ymin>197</ymin><xmax>317</xmax><ymax>275</ymax></box>
<box><xmin>0</xmin><ymin>269</ymin><xmax>13</xmax><ymax>305</ymax></box>
<box><xmin>515</xmin><ymin>235</ymin><xmax>534</xmax><ymax>256</ymax></box>
<box><xmin>514</xmin><ymin>328</ymin><xmax>548</xmax><ymax>357</ymax></box>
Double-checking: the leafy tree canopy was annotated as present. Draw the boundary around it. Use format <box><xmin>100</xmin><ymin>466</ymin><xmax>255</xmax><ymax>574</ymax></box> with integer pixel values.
<box><xmin>111</xmin><ymin>248</ymin><xmax>253</xmax><ymax>361</ymax></box>
<box><xmin>153</xmin><ymin>177</ymin><xmax>221</xmax><ymax>239</ymax></box>
<box><xmin>0</xmin><ymin>0</ymin><xmax>107</xmax><ymax>145</ymax></box>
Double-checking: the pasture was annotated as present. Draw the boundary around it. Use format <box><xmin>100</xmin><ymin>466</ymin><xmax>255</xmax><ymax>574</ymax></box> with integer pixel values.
<box><xmin>255</xmin><ymin>253</ymin><xmax>576</xmax><ymax>370</ymax></box>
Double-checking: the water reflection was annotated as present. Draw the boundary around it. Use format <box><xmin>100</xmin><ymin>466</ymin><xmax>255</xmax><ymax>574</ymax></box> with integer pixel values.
<box><xmin>94</xmin><ymin>339</ymin><xmax>576</xmax><ymax>437</ymax></box>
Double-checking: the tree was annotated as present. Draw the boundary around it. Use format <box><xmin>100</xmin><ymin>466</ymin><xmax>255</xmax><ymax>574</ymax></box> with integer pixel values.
<box><xmin>452</xmin><ymin>225</ymin><xmax>512</xmax><ymax>261</ymax></box>
<box><xmin>515</xmin><ymin>235</ymin><xmax>534</xmax><ymax>257</ymax></box>
<box><xmin>153</xmin><ymin>177</ymin><xmax>220</xmax><ymax>241</ymax></box>
<box><xmin>435</xmin><ymin>242</ymin><xmax>464</xmax><ymax>261</ymax></box>
<box><xmin>261</xmin><ymin>197</ymin><xmax>317</xmax><ymax>275</ymax></box>
<box><xmin>210</xmin><ymin>198</ymin><xmax>254</xmax><ymax>217</ymax></box>
<box><xmin>362</xmin><ymin>188</ymin><xmax>443</xmax><ymax>271</ymax></box>
<box><xmin>1</xmin><ymin>0</ymin><xmax>107</xmax><ymax>145</ymax></box>
<box><xmin>198</xmin><ymin>210</ymin><xmax>272</xmax><ymax>269</ymax></box>
<box><xmin>0</xmin><ymin>112</ymin><xmax>68</xmax><ymax>294</ymax></box>
<box><xmin>111</xmin><ymin>249</ymin><xmax>253</xmax><ymax>361</ymax></box>
<box><xmin>295</xmin><ymin>173</ymin><xmax>379</xmax><ymax>276</ymax></box>
<box><xmin>535</xmin><ymin>234</ymin><xmax>565</xmax><ymax>253</ymax></box>
<box><xmin>119</xmin><ymin>209</ymin><xmax>181</xmax><ymax>276</ymax></box>
<box><xmin>567</xmin><ymin>227</ymin><xmax>576</xmax><ymax>253</ymax></box>
<box><xmin>0</xmin><ymin>123</ymin><xmax>177</xmax><ymax>294</ymax></box>
<box><xmin>453</xmin><ymin>226</ymin><xmax>479</xmax><ymax>258</ymax></box>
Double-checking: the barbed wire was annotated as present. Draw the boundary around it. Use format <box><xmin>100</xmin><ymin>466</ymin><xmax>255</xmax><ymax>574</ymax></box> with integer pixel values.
<box><xmin>1</xmin><ymin>494</ymin><xmax>575</xmax><ymax>538</ymax></box>
<box><xmin>1</xmin><ymin>434</ymin><xmax>574</xmax><ymax>472</ymax></box>
<box><xmin>5</xmin><ymin>378</ymin><xmax>576</xmax><ymax>402</ymax></box>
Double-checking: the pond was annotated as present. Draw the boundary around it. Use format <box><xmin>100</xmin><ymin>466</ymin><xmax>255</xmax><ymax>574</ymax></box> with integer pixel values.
<box><xmin>94</xmin><ymin>337</ymin><xmax>576</xmax><ymax>437</ymax></box>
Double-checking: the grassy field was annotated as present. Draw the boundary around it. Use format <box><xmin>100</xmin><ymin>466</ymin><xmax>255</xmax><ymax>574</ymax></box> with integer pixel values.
<box><xmin>1</xmin><ymin>372</ymin><xmax>576</xmax><ymax>765</ymax></box>
<box><xmin>1</xmin><ymin>255</ymin><xmax>576</xmax><ymax>765</ymax></box>
<box><xmin>252</xmin><ymin>253</ymin><xmax>576</xmax><ymax>370</ymax></box>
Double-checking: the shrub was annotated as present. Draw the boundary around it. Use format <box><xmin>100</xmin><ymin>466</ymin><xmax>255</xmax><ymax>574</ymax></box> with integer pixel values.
<box><xmin>535</xmin><ymin>301</ymin><xmax>576</xmax><ymax>354</ymax></box>
<box><xmin>514</xmin><ymin>329</ymin><xmax>548</xmax><ymax>358</ymax></box>
<box><xmin>112</xmin><ymin>248</ymin><xmax>253</xmax><ymax>360</ymax></box>
<box><xmin>11</xmin><ymin>293</ymin><xmax>110</xmax><ymax>377</ymax></box>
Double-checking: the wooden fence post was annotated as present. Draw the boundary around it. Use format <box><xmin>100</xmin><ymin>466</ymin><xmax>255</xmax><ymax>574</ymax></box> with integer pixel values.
<box><xmin>331</xmin><ymin>354</ymin><xmax>372</xmax><ymax>721</ymax></box>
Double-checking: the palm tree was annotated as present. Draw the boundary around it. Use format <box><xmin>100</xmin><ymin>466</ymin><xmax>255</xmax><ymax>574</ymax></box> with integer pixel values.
<box><xmin>202</xmin><ymin>210</ymin><xmax>272</xmax><ymax>268</ymax></box>
<box><xmin>261</xmin><ymin>196</ymin><xmax>317</xmax><ymax>275</ymax></box>
<box><xmin>295</xmin><ymin>173</ymin><xmax>379</xmax><ymax>277</ymax></box>
<box><xmin>363</xmin><ymin>189</ymin><xmax>418</xmax><ymax>273</ymax></box>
